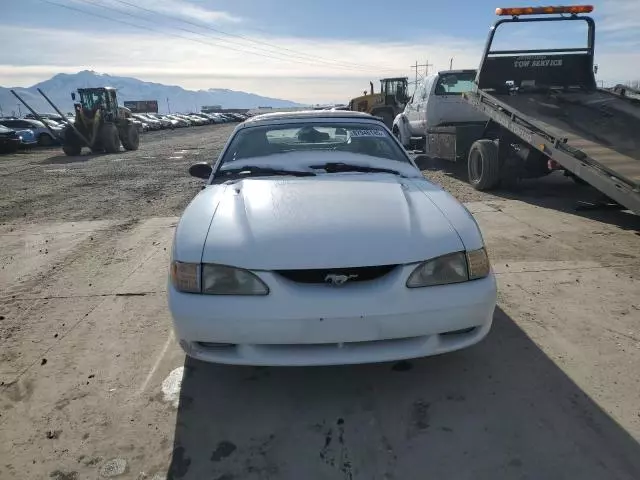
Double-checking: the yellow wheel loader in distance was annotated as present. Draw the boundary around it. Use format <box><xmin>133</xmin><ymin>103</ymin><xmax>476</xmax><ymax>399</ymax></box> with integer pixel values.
<box><xmin>348</xmin><ymin>77</ymin><xmax>409</xmax><ymax>129</ymax></box>
<box><xmin>62</xmin><ymin>87</ymin><xmax>140</xmax><ymax>156</ymax></box>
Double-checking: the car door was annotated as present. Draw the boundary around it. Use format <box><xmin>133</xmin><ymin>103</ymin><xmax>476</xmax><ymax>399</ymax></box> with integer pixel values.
<box><xmin>425</xmin><ymin>71</ymin><xmax>486</xmax><ymax>128</ymax></box>
<box><xmin>409</xmin><ymin>78</ymin><xmax>431</xmax><ymax>135</ymax></box>
<box><xmin>406</xmin><ymin>82</ymin><xmax>422</xmax><ymax>134</ymax></box>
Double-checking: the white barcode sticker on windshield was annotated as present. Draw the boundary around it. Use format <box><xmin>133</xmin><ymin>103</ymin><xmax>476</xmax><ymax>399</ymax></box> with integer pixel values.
<box><xmin>349</xmin><ymin>129</ymin><xmax>386</xmax><ymax>137</ymax></box>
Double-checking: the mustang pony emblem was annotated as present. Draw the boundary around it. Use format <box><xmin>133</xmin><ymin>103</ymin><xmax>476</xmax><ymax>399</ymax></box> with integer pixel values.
<box><xmin>324</xmin><ymin>273</ymin><xmax>358</xmax><ymax>286</ymax></box>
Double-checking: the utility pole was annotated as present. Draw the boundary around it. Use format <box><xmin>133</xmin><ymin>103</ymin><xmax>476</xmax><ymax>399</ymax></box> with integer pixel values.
<box><xmin>166</xmin><ymin>97</ymin><xmax>171</xmax><ymax>114</ymax></box>
<box><xmin>424</xmin><ymin>59</ymin><xmax>434</xmax><ymax>77</ymax></box>
<box><xmin>410</xmin><ymin>60</ymin><xmax>432</xmax><ymax>93</ymax></box>
<box><xmin>449</xmin><ymin>57</ymin><xmax>454</xmax><ymax>70</ymax></box>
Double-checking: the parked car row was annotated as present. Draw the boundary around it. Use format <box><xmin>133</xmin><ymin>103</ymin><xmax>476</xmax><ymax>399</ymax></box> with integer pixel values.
<box><xmin>0</xmin><ymin>125</ymin><xmax>22</xmax><ymax>153</ymax></box>
<box><xmin>0</xmin><ymin>117</ymin><xmax>65</xmax><ymax>148</ymax></box>
<box><xmin>130</xmin><ymin>112</ymin><xmax>250</xmax><ymax>132</ymax></box>
<box><xmin>0</xmin><ymin>110</ymin><xmax>250</xmax><ymax>155</ymax></box>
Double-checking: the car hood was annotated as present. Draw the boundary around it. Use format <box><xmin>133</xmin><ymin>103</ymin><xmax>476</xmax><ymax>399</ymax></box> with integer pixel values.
<box><xmin>178</xmin><ymin>174</ymin><xmax>469</xmax><ymax>270</ymax></box>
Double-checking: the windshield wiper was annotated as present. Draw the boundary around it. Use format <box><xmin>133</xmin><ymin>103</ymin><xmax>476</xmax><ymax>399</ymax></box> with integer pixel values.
<box><xmin>217</xmin><ymin>166</ymin><xmax>316</xmax><ymax>178</ymax></box>
<box><xmin>310</xmin><ymin>162</ymin><xmax>404</xmax><ymax>177</ymax></box>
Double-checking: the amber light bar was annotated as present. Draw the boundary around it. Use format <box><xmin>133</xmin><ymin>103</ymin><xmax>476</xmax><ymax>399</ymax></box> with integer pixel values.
<box><xmin>495</xmin><ymin>5</ymin><xmax>594</xmax><ymax>16</ymax></box>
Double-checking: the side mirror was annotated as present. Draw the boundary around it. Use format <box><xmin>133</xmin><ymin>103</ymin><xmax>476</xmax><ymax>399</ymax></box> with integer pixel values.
<box><xmin>188</xmin><ymin>162</ymin><xmax>212</xmax><ymax>179</ymax></box>
<box><xmin>71</xmin><ymin>92</ymin><xmax>76</xmax><ymax>101</ymax></box>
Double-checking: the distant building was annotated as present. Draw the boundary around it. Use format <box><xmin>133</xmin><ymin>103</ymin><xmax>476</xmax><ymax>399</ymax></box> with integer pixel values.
<box><xmin>247</xmin><ymin>106</ymin><xmax>310</xmax><ymax>115</ymax></box>
<box><xmin>123</xmin><ymin>100</ymin><xmax>159</xmax><ymax>113</ymax></box>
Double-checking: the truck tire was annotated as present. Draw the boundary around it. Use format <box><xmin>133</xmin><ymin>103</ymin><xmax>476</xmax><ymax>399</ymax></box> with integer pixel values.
<box><xmin>100</xmin><ymin>124</ymin><xmax>120</xmax><ymax>153</ymax></box>
<box><xmin>120</xmin><ymin>124</ymin><xmax>140</xmax><ymax>151</ymax></box>
<box><xmin>62</xmin><ymin>128</ymin><xmax>82</xmax><ymax>156</ymax></box>
<box><xmin>468</xmin><ymin>139</ymin><xmax>500</xmax><ymax>190</ymax></box>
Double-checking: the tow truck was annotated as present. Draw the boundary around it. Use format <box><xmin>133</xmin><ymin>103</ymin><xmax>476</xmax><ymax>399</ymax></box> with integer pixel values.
<box><xmin>400</xmin><ymin>5</ymin><xmax>640</xmax><ymax>215</ymax></box>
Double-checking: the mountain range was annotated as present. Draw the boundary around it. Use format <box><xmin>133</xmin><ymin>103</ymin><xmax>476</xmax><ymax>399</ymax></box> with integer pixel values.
<box><xmin>0</xmin><ymin>70</ymin><xmax>304</xmax><ymax>116</ymax></box>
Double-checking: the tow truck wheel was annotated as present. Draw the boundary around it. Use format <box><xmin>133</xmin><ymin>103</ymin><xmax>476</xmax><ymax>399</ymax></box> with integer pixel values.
<box><xmin>468</xmin><ymin>139</ymin><xmax>500</xmax><ymax>190</ymax></box>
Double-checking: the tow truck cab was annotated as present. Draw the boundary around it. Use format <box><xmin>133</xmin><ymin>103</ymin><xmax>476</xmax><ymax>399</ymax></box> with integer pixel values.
<box><xmin>392</xmin><ymin>70</ymin><xmax>487</xmax><ymax>153</ymax></box>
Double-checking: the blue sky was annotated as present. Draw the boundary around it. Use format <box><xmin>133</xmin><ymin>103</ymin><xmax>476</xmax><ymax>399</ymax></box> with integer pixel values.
<box><xmin>1</xmin><ymin>0</ymin><xmax>638</xmax><ymax>102</ymax></box>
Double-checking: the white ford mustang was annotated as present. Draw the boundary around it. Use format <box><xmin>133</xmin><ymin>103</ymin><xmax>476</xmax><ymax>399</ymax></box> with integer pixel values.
<box><xmin>168</xmin><ymin>110</ymin><xmax>496</xmax><ymax>366</ymax></box>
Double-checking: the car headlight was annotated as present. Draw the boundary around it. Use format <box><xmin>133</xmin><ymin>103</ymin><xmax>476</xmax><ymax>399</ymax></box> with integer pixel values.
<box><xmin>406</xmin><ymin>248</ymin><xmax>490</xmax><ymax>288</ymax></box>
<box><xmin>170</xmin><ymin>261</ymin><xmax>269</xmax><ymax>295</ymax></box>
<box><xmin>202</xmin><ymin>264</ymin><xmax>269</xmax><ymax>295</ymax></box>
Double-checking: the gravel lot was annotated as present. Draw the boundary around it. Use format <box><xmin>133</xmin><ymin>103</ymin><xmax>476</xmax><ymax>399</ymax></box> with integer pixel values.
<box><xmin>1</xmin><ymin>124</ymin><xmax>639</xmax><ymax>480</ymax></box>
<box><xmin>0</xmin><ymin>125</ymin><xmax>235</xmax><ymax>223</ymax></box>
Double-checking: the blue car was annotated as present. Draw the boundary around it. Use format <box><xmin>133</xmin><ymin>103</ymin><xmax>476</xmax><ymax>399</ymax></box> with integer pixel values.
<box><xmin>16</xmin><ymin>129</ymin><xmax>37</xmax><ymax>149</ymax></box>
<box><xmin>0</xmin><ymin>118</ymin><xmax>63</xmax><ymax>146</ymax></box>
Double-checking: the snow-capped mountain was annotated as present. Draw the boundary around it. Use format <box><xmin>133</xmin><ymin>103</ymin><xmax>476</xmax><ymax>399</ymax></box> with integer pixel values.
<box><xmin>0</xmin><ymin>70</ymin><xmax>303</xmax><ymax>116</ymax></box>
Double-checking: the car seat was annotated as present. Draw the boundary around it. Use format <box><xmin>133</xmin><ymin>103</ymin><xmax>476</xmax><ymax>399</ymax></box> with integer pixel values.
<box><xmin>236</xmin><ymin>129</ymin><xmax>271</xmax><ymax>159</ymax></box>
<box><xmin>347</xmin><ymin>136</ymin><xmax>380</xmax><ymax>157</ymax></box>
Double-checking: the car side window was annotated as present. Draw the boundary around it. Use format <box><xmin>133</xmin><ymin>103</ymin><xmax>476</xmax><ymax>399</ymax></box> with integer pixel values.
<box><xmin>413</xmin><ymin>83</ymin><xmax>424</xmax><ymax>103</ymax></box>
<box><xmin>422</xmin><ymin>82</ymin><xmax>429</xmax><ymax>100</ymax></box>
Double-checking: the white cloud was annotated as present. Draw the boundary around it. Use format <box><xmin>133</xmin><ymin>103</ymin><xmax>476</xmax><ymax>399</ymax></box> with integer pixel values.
<box><xmin>1</xmin><ymin>12</ymin><xmax>639</xmax><ymax>103</ymax></box>
<box><xmin>598</xmin><ymin>0</ymin><xmax>640</xmax><ymax>34</ymax></box>
<box><xmin>66</xmin><ymin>0</ymin><xmax>242</xmax><ymax>24</ymax></box>
<box><xmin>0</xmin><ymin>25</ymin><xmax>482</xmax><ymax>103</ymax></box>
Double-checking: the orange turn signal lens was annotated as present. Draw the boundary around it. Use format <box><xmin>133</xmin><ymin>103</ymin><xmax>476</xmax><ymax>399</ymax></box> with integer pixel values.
<box><xmin>495</xmin><ymin>5</ymin><xmax>594</xmax><ymax>16</ymax></box>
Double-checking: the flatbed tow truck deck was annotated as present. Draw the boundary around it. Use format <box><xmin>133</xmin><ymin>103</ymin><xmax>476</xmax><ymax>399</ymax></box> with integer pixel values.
<box><xmin>498</xmin><ymin>92</ymin><xmax>640</xmax><ymax>185</ymax></box>
<box><xmin>461</xmin><ymin>5</ymin><xmax>640</xmax><ymax>215</ymax></box>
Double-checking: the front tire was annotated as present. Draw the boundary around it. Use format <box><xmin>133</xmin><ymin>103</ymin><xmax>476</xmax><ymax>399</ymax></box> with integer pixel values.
<box><xmin>468</xmin><ymin>139</ymin><xmax>501</xmax><ymax>190</ymax></box>
<box><xmin>62</xmin><ymin>128</ymin><xmax>82</xmax><ymax>156</ymax></box>
<box><xmin>100</xmin><ymin>124</ymin><xmax>120</xmax><ymax>153</ymax></box>
<box><xmin>120</xmin><ymin>124</ymin><xmax>140</xmax><ymax>151</ymax></box>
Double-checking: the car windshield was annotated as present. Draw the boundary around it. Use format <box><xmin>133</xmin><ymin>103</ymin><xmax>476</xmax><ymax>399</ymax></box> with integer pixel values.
<box><xmin>219</xmin><ymin>122</ymin><xmax>409</xmax><ymax>165</ymax></box>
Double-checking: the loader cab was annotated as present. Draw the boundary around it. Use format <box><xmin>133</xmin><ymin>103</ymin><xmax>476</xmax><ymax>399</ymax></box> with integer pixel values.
<box><xmin>73</xmin><ymin>87</ymin><xmax>119</xmax><ymax>122</ymax></box>
<box><xmin>380</xmin><ymin>77</ymin><xmax>409</xmax><ymax>107</ymax></box>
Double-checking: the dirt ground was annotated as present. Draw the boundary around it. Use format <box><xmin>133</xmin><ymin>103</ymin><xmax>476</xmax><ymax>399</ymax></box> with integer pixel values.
<box><xmin>1</xmin><ymin>124</ymin><xmax>639</xmax><ymax>480</ymax></box>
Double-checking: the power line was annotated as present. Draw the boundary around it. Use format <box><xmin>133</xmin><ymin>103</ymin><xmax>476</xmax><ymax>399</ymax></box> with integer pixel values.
<box><xmin>76</xmin><ymin>0</ymin><xmax>363</xmax><ymax>70</ymax></box>
<box><xmin>39</xmin><ymin>0</ymin><xmax>393</xmax><ymax>74</ymax></box>
<box><xmin>110</xmin><ymin>0</ymin><xmax>394</xmax><ymax>73</ymax></box>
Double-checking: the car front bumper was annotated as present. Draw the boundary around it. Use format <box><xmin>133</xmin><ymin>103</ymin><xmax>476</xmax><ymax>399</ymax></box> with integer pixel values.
<box><xmin>167</xmin><ymin>270</ymin><xmax>497</xmax><ymax>366</ymax></box>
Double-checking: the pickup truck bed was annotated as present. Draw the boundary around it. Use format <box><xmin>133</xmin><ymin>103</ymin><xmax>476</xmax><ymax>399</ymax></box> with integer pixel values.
<box><xmin>495</xmin><ymin>90</ymin><xmax>640</xmax><ymax>188</ymax></box>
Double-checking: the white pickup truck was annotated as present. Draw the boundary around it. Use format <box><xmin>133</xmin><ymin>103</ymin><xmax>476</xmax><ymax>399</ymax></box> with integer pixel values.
<box><xmin>392</xmin><ymin>69</ymin><xmax>487</xmax><ymax>155</ymax></box>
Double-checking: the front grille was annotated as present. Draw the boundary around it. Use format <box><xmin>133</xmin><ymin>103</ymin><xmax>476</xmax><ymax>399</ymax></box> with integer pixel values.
<box><xmin>275</xmin><ymin>265</ymin><xmax>397</xmax><ymax>284</ymax></box>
